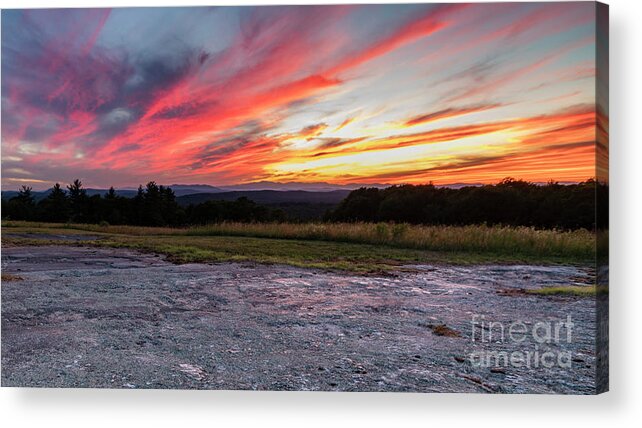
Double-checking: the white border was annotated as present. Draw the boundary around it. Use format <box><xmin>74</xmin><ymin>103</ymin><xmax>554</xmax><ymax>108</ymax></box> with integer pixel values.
<box><xmin>1</xmin><ymin>1</ymin><xmax>641</xmax><ymax>427</ymax></box>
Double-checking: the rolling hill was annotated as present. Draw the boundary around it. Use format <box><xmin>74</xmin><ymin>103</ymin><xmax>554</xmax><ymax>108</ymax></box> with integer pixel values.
<box><xmin>175</xmin><ymin>189</ymin><xmax>350</xmax><ymax>206</ymax></box>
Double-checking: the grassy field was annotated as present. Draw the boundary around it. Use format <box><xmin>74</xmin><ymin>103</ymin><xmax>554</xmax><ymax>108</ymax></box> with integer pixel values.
<box><xmin>526</xmin><ymin>285</ymin><xmax>607</xmax><ymax>297</ymax></box>
<box><xmin>1</xmin><ymin>220</ymin><xmax>595</xmax><ymax>273</ymax></box>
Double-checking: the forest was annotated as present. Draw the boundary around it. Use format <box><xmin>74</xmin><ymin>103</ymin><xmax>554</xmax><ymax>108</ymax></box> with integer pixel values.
<box><xmin>327</xmin><ymin>178</ymin><xmax>608</xmax><ymax>230</ymax></box>
<box><xmin>1</xmin><ymin>178</ymin><xmax>607</xmax><ymax>230</ymax></box>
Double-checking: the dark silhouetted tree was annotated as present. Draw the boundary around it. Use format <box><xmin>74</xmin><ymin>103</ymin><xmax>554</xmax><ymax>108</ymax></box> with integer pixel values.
<box><xmin>67</xmin><ymin>179</ymin><xmax>88</xmax><ymax>223</ymax></box>
<box><xmin>102</xmin><ymin>187</ymin><xmax>122</xmax><ymax>224</ymax></box>
<box><xmin>328</xmin><ymin>187</ymin><xmax>381</xmax><ymax>222</ymax></box>
<box><xmin>3</xmin><ymin>178</ymin><xmax>603</xmax><ymax>230</ymax></box>
<box><xmin>328</xmin><ymin>178</ymin><xmax>602</xmax><ymax>230</ymax></box>
<box><xmin>142</xmin><ymin>181</ymin><xmax>164</xmax><ymax>226</ymax></box>
<box><xmin>38</xmin><ymin>183</ymin><xmax>69</xmax><ymax>222</ymax></box>
<box><xmin>6</xmin><ymin>185</ymin><xmax>36</xmax><ymax>220</ymax></box>
<box><xmin>159</xmin><ymin>185</ymin><xmax>184</xmax><ymax>225</ymax></box>
<box><xmin>106</xmin><ymin>187</ymin><xmax>117</xmax><ymax>200</ymax></box>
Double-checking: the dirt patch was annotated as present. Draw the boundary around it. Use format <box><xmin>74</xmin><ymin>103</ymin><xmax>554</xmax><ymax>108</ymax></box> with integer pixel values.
<box><xmin>426</xmin><ymin>324</ymin><xmax>462</xmax><ymax>337</ymax></box>
<box><xmin>3</xmin><ymin>232</ymin><xmax>101</xmax><ymax>242</ymax></box>
<box><xmin>1</xmin><ymin>246</ymin><xmax>597</xmax><ymax>393</ymax></box>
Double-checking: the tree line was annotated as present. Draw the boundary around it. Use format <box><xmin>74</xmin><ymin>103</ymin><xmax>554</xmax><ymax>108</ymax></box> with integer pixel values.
<box><xmin>1</xmin><ymin>180</ymin><xmax>285</xmax><ymax>226</ymax></box>
<box><xmin>2</xmin><ymin>178</ymin><xmax>607</xmax><ymax>230</ymax></box>
<box><xmin>326</xmin><ymin>178</ymin><xmax>607</xmax><ymax>230</ymax></box>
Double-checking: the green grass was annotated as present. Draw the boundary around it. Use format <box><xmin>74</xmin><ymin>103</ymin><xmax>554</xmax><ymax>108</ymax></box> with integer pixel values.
<box><xmin>1</xmin><ymin>220</ymin><xmax>596</xmax><ymax>273</ymax></box>
<box><xmin>526</xmin><ymin>285</ymin><xmax>607</xmax><ymax>297</ymax></box>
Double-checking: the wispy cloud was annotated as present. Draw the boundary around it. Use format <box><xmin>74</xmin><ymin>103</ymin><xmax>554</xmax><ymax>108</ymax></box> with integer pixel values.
<box><xmin>1</xmin><ymin>3</ymin><xmax>599</xmax><ymax>189</ymax></box>
<box><xmin>404</xmin><ymin>104</ymin><xmax>504</xmax><ymax>127</ymax></box>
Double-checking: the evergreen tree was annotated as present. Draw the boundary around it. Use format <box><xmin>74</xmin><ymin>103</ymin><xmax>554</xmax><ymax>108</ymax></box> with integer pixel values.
<box><xmin>102</xmin><ymin>186</ymin><xmax>122</xmax><ymax>224</ymax></box>
<box><xmin>67</xmin><ymin>179</ymin><xmax>88</xmax><ymax>222</ymax></box>
<box><xmin>133</xmin><ymin>185</ymin><xmax>145</xmax><ymax>225</ymax></box>
<box><xmin>159</xmin><ymin>185</ymin><xmax>183</xmax><ymax>225</ymax></box>
<box><xmin>143</xmin><ymin>181</ymin><xmax>165</xmax><ymax>226</ymax></box>
<box><xmin>39</xmin><ymin>183</ymin><xmax>69</xmax><ymax>222</ymax></box>
<box><xmin>105</xmin><ymin>186</ymin><xmax>117</xmax><ymax>200</ymax></box>
<box><xmin>7</xmin><ymin>185</ymin><xmax>36</xmax><ymax>220</ymax></box>
<box><xmin>16</xmin><ymin>185</ymin><xmax>34</xmax><ymax>204</ymax></box>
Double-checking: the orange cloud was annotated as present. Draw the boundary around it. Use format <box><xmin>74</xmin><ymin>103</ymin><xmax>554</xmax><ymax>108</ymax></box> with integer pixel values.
<box><xmin>2</xmin><ymin>4</ymin><xmax>601</xmax><ymax>189</ymax></box>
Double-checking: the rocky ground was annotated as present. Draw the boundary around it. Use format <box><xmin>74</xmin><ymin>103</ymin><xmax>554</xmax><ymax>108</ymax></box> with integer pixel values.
<box><xmin>1</xmin><ymin>245</ymin><xmax>597</xmax><ymax>393</ymax></box>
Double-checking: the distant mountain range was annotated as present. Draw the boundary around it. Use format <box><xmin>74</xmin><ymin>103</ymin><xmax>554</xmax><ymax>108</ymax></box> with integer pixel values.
<box><xmin>213</xmin><ymin>181</ymin><xmax>390</xmax><ymax>192</ymax></box>
<box><xmin>1</xmin><ymin>182</ymin><xmax>366</xmax><ymax>221</ymax></box>
<box><xmin>5</xmin><ymin>180</ymin><xmax>549</xmax><ymax>203</ymax></box>
<box><xmin>2</xmin><ymin>181</ymin><xmax>572</xmax><ymax>205</ymax></box>
<box><xmin>1</xmin><ymin>188</ymin><xmax>139</xmax><ymax>201</ymax></box>
<box><xmin>1</xmin><ymin>186</ymin><xmax>354</xmax><ymax>221</ymax></box>
<box><xmin>174</xmin><ymin>189</ymin><xmax>351</xmax><ymax>206</ymax></box>
<box><xmin>2</xmin><ymin>181</ymin><xmax>578</xmax><ymax>222</ymax></box>
<box><xmin>1</xmin><ymin>181</ymin><xmax>386</xmax><ymax>202</ymax></box>
<box><xmin>1</xmin><ymin>185</ymin><xmax>350</xmax><ymax>205</ymax></box>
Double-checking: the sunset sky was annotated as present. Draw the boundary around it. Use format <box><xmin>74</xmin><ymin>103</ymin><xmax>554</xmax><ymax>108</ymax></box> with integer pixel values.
<box><xmin>1</xmin><ymin>3</ymin><xmax>602</xmax><ymax>190</ymax></box>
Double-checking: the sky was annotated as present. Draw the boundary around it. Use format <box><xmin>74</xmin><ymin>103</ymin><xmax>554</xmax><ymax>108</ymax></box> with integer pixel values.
<box><xmin>1</xmin><ymin>3</ymin><xmax>603</xmax><ymax>190</ymax></box>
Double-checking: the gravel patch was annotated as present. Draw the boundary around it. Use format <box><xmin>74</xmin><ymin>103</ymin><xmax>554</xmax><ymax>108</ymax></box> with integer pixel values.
<box><xmin>1</xmin><ymin>246</ymin><xmax>597</xmax><ymax>393</ymax></box>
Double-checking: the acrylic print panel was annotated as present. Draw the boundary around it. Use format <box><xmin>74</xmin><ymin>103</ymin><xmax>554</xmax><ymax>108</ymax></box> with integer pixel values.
<box><xmin>1</xmin><ymin>2</ymin><xmax>608</xmax><ymax>394</ymax></box>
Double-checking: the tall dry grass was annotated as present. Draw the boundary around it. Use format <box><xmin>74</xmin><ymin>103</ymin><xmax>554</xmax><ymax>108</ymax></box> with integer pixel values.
<box><xmin>185</xmin><ymin>222</ymin><xmax>593</xmax><ymax>259</ymax></box>
<box><xmin>2</xmin><ymin>220</ymin><xmax>595</xmax><ymax>260</ymax></box>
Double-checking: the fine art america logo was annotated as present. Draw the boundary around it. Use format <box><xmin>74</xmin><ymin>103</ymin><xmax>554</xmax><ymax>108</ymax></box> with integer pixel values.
<box><xmin>469</xmin><ymin>315</ymin><xmax>575</xmax><ymax>369</ymax></box>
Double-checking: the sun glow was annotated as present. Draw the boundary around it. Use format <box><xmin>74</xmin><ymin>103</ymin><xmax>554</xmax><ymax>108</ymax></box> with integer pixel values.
<box><xmin>1</xmin><ymin>3</ymin><xmax>602</xmax><ymax>189</ymax></box>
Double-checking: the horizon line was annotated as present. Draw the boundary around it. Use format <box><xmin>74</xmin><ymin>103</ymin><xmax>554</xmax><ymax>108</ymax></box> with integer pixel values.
<box><xmin>1</xmin><ymin>177</ymin><xmax>599</xmax><ymax>193</ymax></box>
